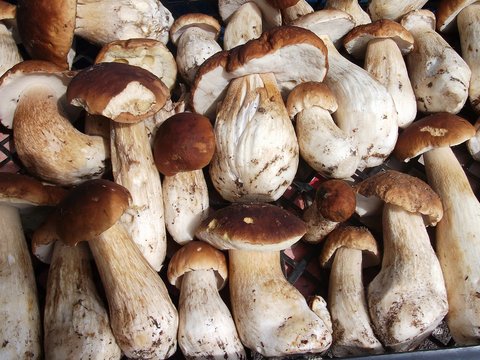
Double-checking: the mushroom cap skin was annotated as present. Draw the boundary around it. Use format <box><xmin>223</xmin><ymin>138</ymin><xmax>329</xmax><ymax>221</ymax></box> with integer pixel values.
<box><xmin>16</xmin><ymin>0</ymin><xmax>76</xmax><ymax>69</ymax></box>
<box><xmin>320</xmin><ymin>226</ymin><xmax>380</xmax><ymax>268</ymax></box>
<box><xmin>167</xmin><ymin>240</ymin><xmax>228</xmax><ymax>290</ymax></box>
<box><xmin>170</xmin><ymin>13</ymin><xmax>221</xmax><ymax>46</ymax></box>
<box><xmin>354</xmin><ymin>170</ymin><xmax>443</xmax><ymax>226</ymax></box>
<box><xmin>343</xmin><ymin>19</ymin><xmax>415</xmax><ymax>59</ymax></box>
<box><xmin>436</xmin><ymin>0</ymin><xmax>479</xmax><ymax>32</ymax></box>
<box><xmin>315</xmin><ymin>179</ymin><xmax>356</xmax><ymax>222</ymax></box>
<box><xmin>153</xmin><ymin>112</ymin><xmax>215</xmax><ymax>176</ymax></box>
<box><xmin>286</xmin><ymin>81</ymin><xmax>338</xmax><ymax>118</ymax></box>
<box><xmin>393</xmin><ymin>113</ymin><xmax>476</xmax><ymax>162</ymax></box>
<box><xmin>195</xmin><ymin>202</ymin><xmax>306</xmax><ymax>251</ymax></box>
<box><xmin>66</xmin><ymin>62</ymin><xmax>169</xmax><ymax>123</ymax></box>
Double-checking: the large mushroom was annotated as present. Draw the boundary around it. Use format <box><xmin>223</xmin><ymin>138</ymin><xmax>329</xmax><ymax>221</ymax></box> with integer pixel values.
<box><xmin>394</xmin><ymin>113</ymin><xmax>480</xmax><ymax>345</ymax></box>
<box><xmin>368</xmin><ymin>0</ymin><xmax>429</xmax><ymax>21</ymax></box>
<box><xmin>195</xmin><ymin>202</ymin><xmax>333</xmax><ymax>357</ymax></box>
<box><xmin>167</xmin><ymin>241</ymin><xmax>246</xmax><ymax>359</ymax></box>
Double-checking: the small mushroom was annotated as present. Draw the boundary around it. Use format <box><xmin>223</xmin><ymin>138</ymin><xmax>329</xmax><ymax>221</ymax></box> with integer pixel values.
<box><xmin>324</xmin><ymin>0</ymin><xmax>371</xmax><ymax>25</ymax></box>
<box><xmin>355</xmin><ymin>170</ymin><xmax>448</xmax><ymax>352</ymax></box>
<box><xmin>196</xmin><ymin>202</ymin><xmax>333</xmax><ymax>357</ymax></box>
<box><xmin>468</xmin><ymin>118</ymin><xmax>480</xmax><ymax>160</ymax></box>
<box><xmin>320</xmin><ymin>226</ymin><xmax>384</xmax><ymax>357</ymax></box>
<box><xmin>223</xmin><ymin>2</ymin><xmax>263</xmax><ymax>50</ymax></box>
<box><xmin>167</xmin><ymin>241</ymin><xmax>246</xmax><ymax>359</ymax></box>
<box><xmin>368</xmin><ymin>0</ymin><xmax>428</xmax><ymax>21</ymax></box>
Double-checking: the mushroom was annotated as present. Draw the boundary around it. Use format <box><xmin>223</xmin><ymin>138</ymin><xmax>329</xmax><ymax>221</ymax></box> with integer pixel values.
<box><xmin>468</xmin><ymin>117</ymin><xmax>480</xmax><ymax>160</ymax></box>
<box><xmin>195</xmin><ymin>202</ymin><xmax>333</xmax><ymax>357</ymax></box>
<box><xmin>280</xmin><ymin>0</ymin><xmax>314</xmax><ymax>24</ymax></box>
<box><xmin>223</xmin><ymin>2</ymin><xmax>263</xmax><ymax>50</ymax></box>
<box><xmin>170</xmin><ymin>14</ymin><xmax>222</xmax><ymax>85</ymax></box>
<box><xmin>355</xmin><ymin>170</ymin><xmax>448</xmax><ymax>351</ymax></box>
<box><xmin>324</xmin><ymin>0</ymin><xmax>371</xmax><ymax>25</ymax></box>
<box><xmin>0</xmin><ymin>1</ymin><xmax>22</xmax><ymax>77</ymax></box>
<box><xmin>393</xmin><ymin>112</ymin><xmax>480</xmax><ymax>345</ymax></box>
<box><xmin>303</xmin><ymin>179</ymin><xmax>357</xmax><ymax>243</ymax></box>
<box><xmin>343</xmin><ymin>19</ymin><xmax>417</xmax><ymax>128</ymax></box>
<box><xmin>368</xmin><ymin>0</ymin><xmax>428</xmax><ymax>21</ymax></box>
<box><xmin>0</xmin><ymin>60</ymin><xmax>109</xmax><ymax>186</ymax></box>
<box><xmin>16</xmin><ymin>0</ymin><xmax>173</xmax><ymax>68</ymax></box>
<box><xmin>437</xmin><ymin>1</ymin><xmax>480</xmax><ymax>114</ymax></box>
<box><xmin>401</xmin><ymin>9</ymin><xmax>471</xmax><ymax>114</ymax></box>
<box><xmin>167</xmin><ymin>240</ymin><xmax>246</xmax><ymax>359</ymax></box>
<box><xmin>286</xmin><ymin>82</ymin><xmax>360</xmax><ymax>178</ymax></box>
<box><xmin>218</xmin><ymin>0</ymin><xmax>282</xmax><ymax>29</ymax></box>
<box><xmin>320</xmin><ymin>226</ymin><xmax>384</xmax><ymax>357</ymax></box>
<box><xmin>0</xmin><ymin>173</ymin><xmax>66</xmax><ymax>359</ymax></box>
<box><xmin>33</xmin><ymin>179</ymin><xmax>179</xmax><ymax>359</ymax></box>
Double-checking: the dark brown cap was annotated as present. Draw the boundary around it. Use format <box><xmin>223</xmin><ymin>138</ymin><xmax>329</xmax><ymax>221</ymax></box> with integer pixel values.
<box><xmin>315</xmin><ymin>179</ymin><xmax>356</xmax><ymax>222</ymax></box>
<box><xmin>436</xmin><ymin>0</ymin><xmax>477</xmax><ymax>32</ymax></box>
<box><xmin>195</xmin><ymin>202</ymin><xmax>306</xmax><ymax>251</ymax></box>
<box><xmin>167</xmin><ymin>240</ymin><xmax>228</xmax><ymax>290</ymax></box>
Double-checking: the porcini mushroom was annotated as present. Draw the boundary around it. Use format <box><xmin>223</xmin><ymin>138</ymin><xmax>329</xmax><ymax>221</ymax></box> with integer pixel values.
<box><xmin>167</xmin><ymin>241</ymin><xmax>246</xmax><ymax>359</ymax></box>
<box><xmin>355</xmin><ymin>170</ymin><xmax>448</xmax><ymax>351</ymax></box>
<box><xmin>280</xmin><ymin>0</ymin><xmax>314</xmax><ymax>24</ymax></box>
<box><xmin>320</xmin><ymin>226</ymin><xmax>384</xmax><ymax>357</ymax></box>
<box><xmin>394</xmin><ymin>112</ymin><xmax>480</xmax><ymax>345</ymax></box>
<box><xmin>324</xmin><ymin>0</ymin><xmax>371</xmax><ymax>25</ymax></box>
<box><xmin>223</xmin><ymin>2</ymin><xmax>263</xmax><ymax>50</ymax></box>
<box><xmin>368</xmin><ymin>0</ymin><xmax>428</xmax><ymax>21</ymax></box>
<box><xmin>34</xmin><ymin>179</ymin><xmax>178</xmax><ymax>359</ymax></box>
<box><xmin>0</xmin><ymin>1</ymin><xmax>22</xmax><ymax>77</ymax></box>
<box><xmin>218</xmin><ymin>0</ymin><xmax>282</xmax><ymax>29</ymax></box>
<box><xmin>195</xmin><ymin>202</ymin><xmax>333</xmax><ymax>357</ymax></box>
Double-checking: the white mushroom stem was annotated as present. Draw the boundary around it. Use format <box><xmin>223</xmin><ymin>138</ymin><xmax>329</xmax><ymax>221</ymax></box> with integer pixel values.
<box><xmin>368</xmin><ymin>203</ymin><xmax>448</xmax><ymax>351</ymax></box>
<box><xmin>223</xmin><ymin>2</ymin><xmax>262</xmax><ymax>50</ymax></box>
<box><xmin>325</xmin><ymin>0</ymin><xmax>371</xmax><ymax>25</ymax></box>
<box><xmin>0</xmin><ymin>23</ymin><xmax>22</xmax><ymax>77</ymax></box>
<box><xmin>90</xmin><ymin>222</ymin><xmax>178</xmax><ymax>359</ymax></box>
<box><xmin>364</xmin><ymin>38</ymin><xmax>417</xmax><ymax>129</ymax></box>
<box><xmin>111</xmin><ymin>120</ymin><xmax>167</xmax><ymax>271</ymax></box>
<box><xmin>13</xmin><ymin>86</ymin><xmax>108</xmax><ymax>186</ymax></box>
<box><xmin>162</xmin><ymin>170</ymin><xmax>209</xmax><ymax>245</ymax></box>
<box><xmin>178</xmin><ymin>269</ymin><xmax>246</xmax><ymax>359</ymax></box>
<box><xmin>303</xmin><ymin>203</ymin><xmax>341</xmax><ymax>244</ymax></box>
<box><xmin>229</xmin><ymin>250</ymin><xmax>332</xmax><ymax>357</ymax></box>
<box><xmin>281</xmin><ymin>0</ymin><xmax>313</xmax><ymax>24</ymax></box>
<box><xmin>75</xmin><ymin>0</ymin><xmax>173</xmax><ymax>45</ymax></box>
<box><xmin>423</xmin><ymin>146</ymin><xmax>480</xmax><ymax>345</ymax></box>
<box><xmin>0</xmin><ymin>204</ymin><xmax>41</xmax><ymax>359</ymax></box>
<box><xmin>368</xmin><ymin>0</ymin><xmax>428</xmax><ymax>21</ymax></box>
<box><xmin>329</xmin><ymin>247</ymin><xmax>383</xmax><ymax>357</ymax></box>
<box><xmin>44</xmin><ymin>242</ymin><xmax>121</xmax><ymax>360</ymax></box>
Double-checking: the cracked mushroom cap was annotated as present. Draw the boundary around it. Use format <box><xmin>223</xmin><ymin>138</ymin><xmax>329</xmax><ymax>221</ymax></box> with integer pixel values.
<box><xmin>167</xmin><ymin>240</ymin><xmax>228</xmax><ymax>290</ymax></box>
<box><xmin>315</xmin><ymin>179</ymin><xmax>357</xmax><ymax>222</ymax></box>
<box><xmin>16</xmin><ymin>0</ymin><xmax>76</xmax><ymax>69</ymax></box>
<box><xmin>319</xmin><ymin>226</ymin><xmax>380</xmax><ymax>268</ymax></box>
<box><xmin>195</xmin><ymin>202</ymin><xmax>306</xmax><ymax>251</ymax></box>
<box><xmin>436</xmin><ymin>0</ymin><xmax>479</xmax><ymax>32</ymax></box>
<box><xmin>286</xmin><ymin>81</ymin><xmax>338</xmax><ymax>119</ymax></box>
<box><xmin>170</xmin><ymin>13</ymin><xmax>221</xmax><ymax>46</ymax></box>
<box><xmin>343</xmin><ymin>19</ymin><xmax>414</xmax><ymax>59</ymax></box>
<box><xmin>393</xmin><ymin>113</ymin><xmax>476</xmax><ymax>162</ymax></box>
<box><xmin>355</xmin><ymin>170</ymin><xmax>443</xmax><ymax>226</ymax></box>
<box><xmin>66</xmin><ymin>62</ymin><xmax>169</xmax><ymax>123</ymax></box>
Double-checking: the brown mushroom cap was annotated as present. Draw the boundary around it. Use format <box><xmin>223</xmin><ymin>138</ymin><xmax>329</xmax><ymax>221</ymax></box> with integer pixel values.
<box><xmin>170</xmin><ymin>13</ymin><xmax>221</xmax><ymax>46</ymax></box>
<box><xmin>0</xmin><ymin>0</ymin><xmax>16</xmax><ymax>20</ymax></box>
<box><xmin>393</xmin><ymin>113</ymin><xmax>476</xmax><ymax>162</ymax></box>
<box><xmin>66</xmin><ymin>62</ymin><xmax>169</xmax><ymax>123</ymax></box>
<box><xmin>286</xmin><ymin>81</ymin><xmax>338</xmax><ymax>119</ymax></box>
<box><xmin>436</xmin><ymin>0</ymin><xmax>478</xmax><ymax>32</ymax></box>
<box><xmin>195</xmin><ymin>202</ymin><xmax>306</xmax><ymax>251</ymax></box>
<box><xmin>167</xmin><ymin>240</ymin><xmax>228</xmax><ymax>290</ymax></box>
<box><xmin>319</xmin><ymin>226</ymin><xmax>380</xmax><ymax>268</ymax></box>
<box><xmin>343</xmin><ymin>19</ymin><xmax>415</xmax><ymax>59</ymax></box>
<box><xmin>315</xmin><ymin>179</ymin><xmax>356</xmax><ymax>222</ymax></box>
<box><xmin>153</xmin><ymin>112</ymin><xmax>215</xmax><ymax>176</ymax></box>
<box><xmin>16</xmin><ymin>0</ymin><xmax>76</xmax><ymax>69</ymax></box>
<box><xmin>354</xmin><ymin>170</ymin><xmax>443</xmax><ymax>226</ymax></box>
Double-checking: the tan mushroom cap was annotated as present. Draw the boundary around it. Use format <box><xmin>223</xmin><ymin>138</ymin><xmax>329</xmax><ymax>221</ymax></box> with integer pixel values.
<box><xmin>66</xmin><ymin>62</ymin><xmax>169</xmax><ymax>123</ymax></box>
<box><xmin>436</xmin><ymin>0</ymin><xmax>479</xmax><ymax>32</ymax></box>
<box><xmin>355</xmin><ymin>170</ymin><xmax>443</xmax><ymax>226</ymax></box>
<box><xmin>0</xmin><ymin>0</ymin><xmax>16</xmax><ymax>20</ymax></box>
<box><xmin>343</xmin><ymin>19</ymin><xmax>415</xmax><ymax>59</ymax></box>
<box><xmin>266</xmin><ymin>0</ymin><xmax>300</xmax><ymax>9</ymax></box>
<box><xmin>315</xmin><ymin>179</ymin><xmax>356</xmax><ymax>222</ymax></box>
<box><xmin>167</xmin><ymin>240</ymin><xmax>228</xmax><ymax>290</ymax></box>
<box><xmin>16</xmin><ymin>0</ymin><xmax>76</xmax><ymax>69</ymax></box>
<box><xmin>286</xmin><ymin>81</ymin><xmax>338</xmax><ymax>119</ymax></box>
<box><xmin>319</xmin><ymin>226</ymin><xmax>380</xmax><ymax>268</ymax></box>
<box><xmin>170</xmin><ymin>13</ymin><xmax>221</xmax><ymax>46</ymax></box>
<box><xmin>400</xmin><ymin>9</ymin><xmax>436</xmax><ymax>31</ymax></box>
<box><xmin>195</xmin><ymin>203</ymin><xmax>306</xmax><ymax>251</ymax></box>
<box><xmin>393</xmin><ymin>113</ymin><xmax>476</xmax><ymax>162</ymax></box>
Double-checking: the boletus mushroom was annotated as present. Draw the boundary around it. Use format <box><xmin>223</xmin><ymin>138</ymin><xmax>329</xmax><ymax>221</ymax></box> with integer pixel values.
<box><xmin>368</xmin><ymin>0</ymin><xmax>429</xmax><ymax>21</ymax></box>
<box><xmin>324</xmin><ymin>0</ymin><xmax>371</xmax><ymax>25</ymax></box>
<box><xmin>0</xmin><ymin>0</ymin><xmax>22</xmax><ymax>77</ymax></box>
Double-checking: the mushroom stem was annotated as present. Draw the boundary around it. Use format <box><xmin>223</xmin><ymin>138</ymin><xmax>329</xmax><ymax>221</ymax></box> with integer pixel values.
<box><xmin>368</xmin><ymin>203</ymin><xmax>448</xmax><ymax>351</ymax></box>
<box><xmin>0</xmin><ymin>23</ymin><xmax>22</xmax><ymax>77</ymax></box>
<box><xmin>228</xmin><ymin>249</ymin><xmax>332</xmax><ymax>357</ymax></box>
<box><xmin>325</xmin><ymin>0</ymin><xmax>371</xmax><ymax>25</ymax></box>
<box><xmin>0</xmin><ymin>204</ymin><xmax>41</xmax><ymax>359</ymax></box>
<box><xmin>44</xmin><ymin>241</ymin><xmax>121</xmax><ymax>360</ymax></box>
<box><xmin>423</xmin><ymin>146</ymin><xmax>480</xmax><ymax>344</ymax></box>
<box><xmin>303</xmin><ymin>204</ymin><xmax>339</xmax><ymax>243</ymax></box>
<box><xmin>179</xmin><ymin>269</ymin><xmax>246</xmax><ymax>359</ymax></box>
<box><xmin>281</xmin><ymin>0</ymin><xmax>313</xmax><ymax>24</ymax></box>
<box><xmin>89</xmin><ymin>222</ymin><xmax>178</xmax><ymax>359</ymax></box>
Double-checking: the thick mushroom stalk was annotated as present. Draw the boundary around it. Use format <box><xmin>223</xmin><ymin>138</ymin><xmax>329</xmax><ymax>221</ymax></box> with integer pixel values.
<box><xmin>401</xmin><ymin>9</ymin><xmax>471</xmax><ymax>114</ymax></box>
<box><xmin>223</xmin><ymin>2</ymin><xmax>262</xmax><ymax>50</ymax></box>
<box><xmin>281</xmin><ymin>0</ymin><xmax>313</xmax><ymax>24</ymax></box>
<box><xmin>368</xmin><ymin>0</ymin><xmax>428</xmax><ymax>21</ymax></box>
<box><xmin>218</xmin><ymin>0</ymin><xmax>282</xmax><ymax>29</ymax></box>
<box><xmin>325</xmin><ymin>0</ymin><xmax>371</xmax><ymax>25</ymax></box>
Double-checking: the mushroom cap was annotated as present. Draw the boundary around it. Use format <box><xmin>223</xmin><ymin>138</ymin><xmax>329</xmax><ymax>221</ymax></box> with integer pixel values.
<box><xmin>16</xmin><ymin>0</ymin><xmax>76</xmax><ymax>69</ymax></box>
<box><xmin>167</xmin><ymin>240</ymin><xmax>228</xmax><ymax>290</ymax></box>
<box><xmin>153</xmin><ymin>112</ymin><xmax>215</xmax><ymax>176</ymax></box>
<box><xmin>170</xmin><ymin>13</ymin><xmax>221</xmax><ymax>46</ymax></box>
<box><xmin>319</xmin><ymin>226</ymin><xmax>380</xmax><ymax>268</ymax></box>
<box><xmin>343</xmin><ymin>19</ymin><xmax>414</xmax><ymax>59</ymax></box>
<box><xmin>195</xmin><ymin>202</ymin><xmax>306</xmax><ymax>251</ymax></box>
<box><xmin>0</xmin><ymin>60</ymin><xmax>71</xmax><ymax>129</ymax></box>
<box><xmin>400</xmin><ymin>9</ymin><xmax>436</xmax><ymax>31</ymax></box>
<box><xmin>266</xmin><ymin>0</ymin><xmax>300</xmax><ymax>9</ymax></box>
<box><xmin>315</xmin><ymin>179</ymin><xmax>356</xmax><ymax>222</ymax></box>
<box><xmin>66</xmin><ymin>62</ymin><xmax>169</xmax><ymax>123</ymax></box>
<box><xmin>354</xmin><ymin>170</ymin><xmax>443</xmax><ymax>226</ymax></box>
<box><xmin>393</xmin><ymin>113</ymin><xmax>476</xmax><ymax>162</ymax></box>
<box><xmin>436</xmin><ymin>0</ymin><xmax>478</xmax><ymax>32</ymax></box>
<box><xmin>286</xmin><ymin>81</ymin><xmax>338</xmax><ymax>119</ymax></box>
<box><xmin>0</xmin><ymin>1</ymin><xmax>16</xmax><ymax>20</ymax></box>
